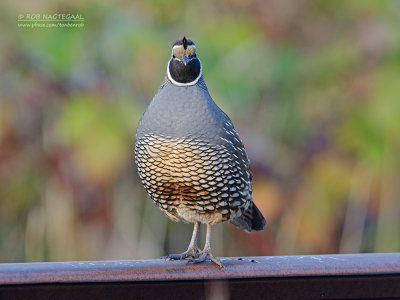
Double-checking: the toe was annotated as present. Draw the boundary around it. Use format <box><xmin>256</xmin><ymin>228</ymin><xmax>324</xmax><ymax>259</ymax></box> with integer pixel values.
<box><xmin>209</xmin><ymin>255</ymin><xmax>223</xmax><ymax>268</ymax></box>
<box><xmin>188</xmin><ymin>251</ymin><xmax>223</xmax><ymax>268</ymax></box>
<box><xmin>188</xmin><ymin>254</ymin><xmax>206</xmax><ymax>264</ymax></box>
<box><xmin>165</xmin><ymin>253</ymin><xmax>186</xmax><ymax>260</ymax></box>
<box><xmin>163</xmin><ymin>249</ymin><xmax>200</xmax><ymax>260</ymax></box>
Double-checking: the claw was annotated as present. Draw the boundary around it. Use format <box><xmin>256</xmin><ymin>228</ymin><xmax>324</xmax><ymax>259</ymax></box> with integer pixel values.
<box><xmin>189</xmin><ymin>249</ymin><xmax>223</xmax><ymax>268</ymax></box>
<box><xmin>162</xmin><ymin>246</ymin><xmax>201</xmax><ymax>260</ymax></box>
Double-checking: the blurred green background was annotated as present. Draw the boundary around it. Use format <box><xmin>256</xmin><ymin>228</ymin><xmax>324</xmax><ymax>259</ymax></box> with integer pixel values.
<box><xmin>0</xmin><ymin>0</ymin><xmax>399</xmax><ymax>262</ymax></box>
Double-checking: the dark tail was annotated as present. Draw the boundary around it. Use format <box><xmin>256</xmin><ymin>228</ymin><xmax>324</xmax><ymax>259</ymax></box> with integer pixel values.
<box><xmin>230</xmin><ymin>202</ymin><xmax>266</xmax><ymax>232</ymax></box>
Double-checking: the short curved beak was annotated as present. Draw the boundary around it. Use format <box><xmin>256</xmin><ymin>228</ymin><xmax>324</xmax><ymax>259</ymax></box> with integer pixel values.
<box><xmin>181</xmin><ymin>56</ymin><xmax>190</xmax><ymax>66</ymax></box>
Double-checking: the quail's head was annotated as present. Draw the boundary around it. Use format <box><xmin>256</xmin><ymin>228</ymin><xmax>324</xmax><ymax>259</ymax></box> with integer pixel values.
<box><xmin>167</xmin><ymin>36</ymin><xmax>202</xmax><ymax>85</ymax></box>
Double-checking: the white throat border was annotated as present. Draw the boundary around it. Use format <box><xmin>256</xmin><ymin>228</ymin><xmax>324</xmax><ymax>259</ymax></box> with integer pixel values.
<box><xmin>167</xmin><ymin>58</ymin><xmax>202</xmax><ymax>87</ymax></box>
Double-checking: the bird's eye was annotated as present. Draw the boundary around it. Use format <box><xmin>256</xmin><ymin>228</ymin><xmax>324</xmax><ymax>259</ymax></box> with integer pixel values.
<box><xmin>173</xmin><ymin>55</ymin><xmax>176</xmax><ymax>58</ymax></box>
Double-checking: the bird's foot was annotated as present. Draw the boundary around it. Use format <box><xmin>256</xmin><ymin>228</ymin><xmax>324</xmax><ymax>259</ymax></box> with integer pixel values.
<box><xmin>188</xmin><ymin>249</ymin><xmax>223</xmax><ymax>268</ymax></box>
<box><xmin>162</xmin><ymin>246</ymin><xmax>201</xmax><ymax>260</ymax></box>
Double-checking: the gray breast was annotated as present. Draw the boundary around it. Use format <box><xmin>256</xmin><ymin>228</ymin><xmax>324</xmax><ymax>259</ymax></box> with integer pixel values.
<box><xmin>135</xmin><ymin>77</ymin><xmax>253</xmax><ymax>223</ymax></box>
<box><xmin>136</xmin><ymin>77</ymin><xmax>227</xmax><ymax>143</ymax></box>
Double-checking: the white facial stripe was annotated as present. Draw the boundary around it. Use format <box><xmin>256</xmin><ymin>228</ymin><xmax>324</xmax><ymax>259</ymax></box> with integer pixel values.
<box><xmin>167</xmin><ymin>58</ymin><xmax>202</xmax><ymax>87</ymax></box>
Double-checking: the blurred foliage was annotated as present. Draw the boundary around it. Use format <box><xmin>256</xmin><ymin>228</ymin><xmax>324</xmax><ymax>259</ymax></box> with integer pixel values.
<box><xmin>0</xmin><ymin>0</ymin><xmax>400</xmax><ymax>262</ymax></box>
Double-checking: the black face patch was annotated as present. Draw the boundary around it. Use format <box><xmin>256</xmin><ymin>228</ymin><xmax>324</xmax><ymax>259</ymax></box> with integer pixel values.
<box><xmin>169</xmin><ymin>57</ymin><xmax>201</xmax><ymax>84</ymax></box>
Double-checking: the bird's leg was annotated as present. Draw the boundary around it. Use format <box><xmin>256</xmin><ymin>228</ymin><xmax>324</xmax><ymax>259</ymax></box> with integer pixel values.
<box><xmin>189</xmin><ymin>223</ymin><xmax>223</xmax><ymax>268</ymax></box>
<box><xmin>165</xmin><ymin>222</ymin><xmax>201</xmax><ymax>260</ymax></box>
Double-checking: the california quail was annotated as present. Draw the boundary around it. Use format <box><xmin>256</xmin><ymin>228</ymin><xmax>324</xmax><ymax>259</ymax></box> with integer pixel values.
<box><xmin>135</xmin><ymin>37</ymin><xmax>266</xmax><ymax>267</ymax></box>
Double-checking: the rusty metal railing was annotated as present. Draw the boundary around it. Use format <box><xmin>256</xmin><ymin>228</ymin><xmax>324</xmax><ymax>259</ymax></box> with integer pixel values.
<box><xmin>1</xmin><ymin>253</ymin><xmax>399</xmax><ymax>299</ymax></box>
